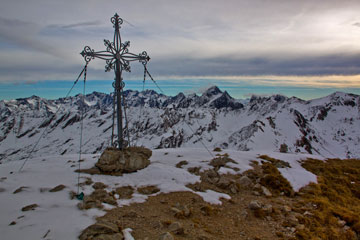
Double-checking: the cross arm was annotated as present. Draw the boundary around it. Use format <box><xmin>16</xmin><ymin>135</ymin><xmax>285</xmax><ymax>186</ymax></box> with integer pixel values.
<box><xmin>80</xmin><ymin>46</ymin><xmax>114</xmax><ymax>62</ymax></box>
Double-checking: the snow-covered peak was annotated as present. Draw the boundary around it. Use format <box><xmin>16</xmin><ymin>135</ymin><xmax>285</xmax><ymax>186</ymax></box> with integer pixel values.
<box><xmin>202</xmin><ymin>85</ymin><xmax>222</xmax><ymax>97</ymax></box>
<box><xmin>0</xmin><ymin>87</ymin><xmax>359</xmax><ymax>162</ymax></box>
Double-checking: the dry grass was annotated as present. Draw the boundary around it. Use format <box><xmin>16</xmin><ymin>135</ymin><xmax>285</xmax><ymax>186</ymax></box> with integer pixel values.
<box><xmin>294</xmin><ymin>158</ymin><xmax>360</xmax><ymax>240</ymax></box>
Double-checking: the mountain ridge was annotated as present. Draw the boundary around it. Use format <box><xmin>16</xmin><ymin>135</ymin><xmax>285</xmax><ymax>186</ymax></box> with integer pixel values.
<box><xmin>1</xmin><ymin>86</ymin><xmax>359</xmax><ymax>162</ymax></box>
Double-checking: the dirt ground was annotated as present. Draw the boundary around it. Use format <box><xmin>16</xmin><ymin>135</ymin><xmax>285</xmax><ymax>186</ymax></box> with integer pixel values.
<box><xmin>78</xmin><ymin>157</ymin><xmax>360</xmax><ymax>240</ymax></box>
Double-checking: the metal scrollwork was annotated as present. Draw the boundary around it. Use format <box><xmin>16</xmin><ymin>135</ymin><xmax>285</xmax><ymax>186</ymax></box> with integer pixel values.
<box><xmin>104</xmin><ymin>39</ymin><xmax>115</xmax><ymax>53</ymax></box>
<box><xmin>80</xmin><ymin>13</ymin><xmax>151</xmax><ymax>150</ymax></box>
<box><xmin>139</xmin><ymin>51</ymin><xmax>150</xmax><ymax>65</ymax></box>
<box><xmin>111</xmin><ymin>13</ymin><xmax>123</xmax><ymax>28</ymax></box>
<box><xmin>80</xmin><ymin>46</ymin><xmax>95</xmax><ymax>63</ymax></box>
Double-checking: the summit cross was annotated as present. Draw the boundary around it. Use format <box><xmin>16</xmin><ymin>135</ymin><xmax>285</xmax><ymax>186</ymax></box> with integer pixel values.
<box><xmin>80</xmin><ymin>13</ymin><xmax>150</xmax><ymax>150</ymax></box>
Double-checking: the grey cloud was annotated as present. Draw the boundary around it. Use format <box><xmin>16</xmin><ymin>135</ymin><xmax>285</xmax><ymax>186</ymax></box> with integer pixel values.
<box><xmin>47</xmin><ymin>20</ymin><xmax>102</xmax><ymax>29</ymax></box>
<box><xmin>0</xmin><ymin>16</ymin><xmax>66</xmax><ymax>58</ymax></box>
<box><xmin>353</xmin><ymin>22</ymin><xmax>360</xmax><ymax>27</ymax></box>
<box><xmin>145</xmin><ymin>53</ymin><xmax>360</xmax><ymax>77</ymax></box>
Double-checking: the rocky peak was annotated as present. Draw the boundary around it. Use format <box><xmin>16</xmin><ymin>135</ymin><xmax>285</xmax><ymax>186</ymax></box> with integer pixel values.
<box><xmin>202</xmin><ymin>86</ymin><xmax>222</xmax><ymax>97</ymax></box>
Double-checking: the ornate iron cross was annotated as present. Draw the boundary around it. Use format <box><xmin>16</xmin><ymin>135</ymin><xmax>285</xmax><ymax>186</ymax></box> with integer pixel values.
<box><xmin>80</xmin><ymin>13</ymin><xmax>150</xmax><ymax>150</ymax></box>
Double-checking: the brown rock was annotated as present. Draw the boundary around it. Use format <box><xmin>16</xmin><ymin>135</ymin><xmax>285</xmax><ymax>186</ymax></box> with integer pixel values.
<box><xmin>13</xmin><ymin>186</ymin><xmax>29</xmax><ymax>194</ymax></box>
<box><xmin>261</xmin><ymin>186</ymin><xmax>272</xmax><ymax>197</ymax></box>
<box><xmin>95</xmin><ymin>233</ymin><xmax>123</xmax><ymax>240</ymax></box>
<box><xmin>238</xmin><ymin>175</ymin><xmax>252</xmax><ymax>187</ymax></box>
<box><xmin>216</xmin><ymin>177</ymin><xmax>232</xmax><ymax>189</ymax></box>
<box><xmin>159</xmin><ymin>232</ymin><xmax>174</xmax><ymax>240</ymax></box>
<box><xmin>96</xmin><ymin>147</ymin><xmax>151</xmax><ymax>173</ymax></box>
<box><xmin>249</xmin><ymin>200</ymin><xmax>261</xmax><ymax>210</ymax></box>
<box><xmin>283</xmin><ymin>205</ymin><xmax>292</xmax><ymax>212</ymax></box>
<box><xmin>263</xmin><ymin>204</ymin><xmax>273</xmax><ymax>214</ymax></box>
<box><xmin>79</xmin><ymin>221</ymin><xmax>120</xmax><ymax>240</ymax></box>
<box><xmin>49</xmin><ymin>184</ymin><xmax>66</xmax><ymax>192</ymax></box>
<box><xmin>175</xmin><ymin>161</ymin><xmax>188</xmax><ymax>168</ymax></box>
<box><xmin>115</xmin><ymin>186</ymin><xmax>134</xmax><ymax>199</ymax></box>
<box><xmin>168</xmin><ymin>222</ymin><xmax>184</xmax><ymax>235</ymax></box>
<box><xmin>93</xmin><ymin>182</ymin><xmax>107</xmax><ymax>189</ymax></box>
<box><xmin>138</xmin><ymin>185</ymin><xmax>160</xmax><ymax>195</ymax></box>
<box><xmin>21</xmin><ymin>204</ymin><xmax>38</xmax><ymax>211</ymax></box>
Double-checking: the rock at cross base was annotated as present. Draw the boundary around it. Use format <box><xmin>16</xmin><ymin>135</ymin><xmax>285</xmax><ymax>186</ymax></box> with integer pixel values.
<box><xmin>95</xmin><ymin>147</ymin><xmax>152</xmax><ymax>173</ymax></box>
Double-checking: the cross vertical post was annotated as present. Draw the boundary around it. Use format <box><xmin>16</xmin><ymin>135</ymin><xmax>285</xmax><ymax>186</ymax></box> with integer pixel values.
<box><xmin>80</xmin><ymin>13</ymin><xmax>150</xmax><ymax>150</ymax></box>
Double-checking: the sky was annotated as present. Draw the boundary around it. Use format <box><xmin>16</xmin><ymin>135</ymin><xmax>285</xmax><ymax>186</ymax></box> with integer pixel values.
<box><xmin>1</xmin><ymin>0</ymin><xmax>360</xmax><ymax>100</ymax></box>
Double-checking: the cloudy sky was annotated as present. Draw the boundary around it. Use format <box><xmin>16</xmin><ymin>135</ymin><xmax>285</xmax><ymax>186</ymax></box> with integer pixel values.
<box><xmin>1</xmin><ymin>0</ymin><xmax>360</xmax><ymax>99</ymax></box>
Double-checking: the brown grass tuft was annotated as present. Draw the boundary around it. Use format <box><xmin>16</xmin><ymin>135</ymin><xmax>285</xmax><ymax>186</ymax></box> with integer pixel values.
<box><xmin>294</xmin><ymin>158</ymin><xmax>360</xmax><ymax>239</ymax></box>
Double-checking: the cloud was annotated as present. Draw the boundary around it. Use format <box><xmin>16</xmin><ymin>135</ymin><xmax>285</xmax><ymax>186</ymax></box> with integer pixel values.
<box><xmin>47</xmin><ymin>20</ymin><xmax>102</xmax><ymax>29</ymax></box>
<box><xmin>0</xmin><ymin>16</ymin><xmax>67</xmax><ymax>58</ymax></box>
<box><xmin>353</xmin><ymin>22</ymin><xmax>360</xmax><ymax>27</ymax></box>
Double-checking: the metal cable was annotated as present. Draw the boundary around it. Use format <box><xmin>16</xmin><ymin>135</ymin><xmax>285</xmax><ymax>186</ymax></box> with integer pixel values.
<box><xmin>111</xmin><ymin>91</ymin><xmax>116</xmax><ymax>147</ymax></box>
<box><xmin>122</xmin><ymin>88</ymin><xmax>131</xmax><ymax>147</ymax></box>
<box><xmin>144</xmin><ymin>65</ymin><xmax>214</xmax><ymax>159</ymax></box>
<box><xmin>77</xmin><ymin>64</ymin><xmax>87</xmax><ymax>194</ymax></box>
<box><xmin>145</xmin><ymin>66</ymin><xmax>165</xmax><ymax>95</ymax></box>
<box><xmin>18</xmin><ymin>64</ymin><xmax>87</xmax><ymax>172</ymax></box>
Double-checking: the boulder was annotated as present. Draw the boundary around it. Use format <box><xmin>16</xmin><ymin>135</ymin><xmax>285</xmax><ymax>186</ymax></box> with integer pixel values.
<box><xmin>21</xmin><ymin>204</ymin><xmax>38</xmax><ymax>211</ymax></box>
<box><xmin>248</xmin><ymin>200</ymin><xmax>261</xmax><ymax>210</ymax></box>
<box><xmin>79</xmin><ymin>221</ymin><xmax>121</xmax><ymax>240</ymax></box>
<box><xmin>261</xmin><ymin>186</ymin><xmax>272</xmax><ymax>197</ymax></box>
<box><xmin>49</xmin><ymin>184</ymin><xmax>66</xmax><ymax>192</ymax></box>
<box><xmin>159</xmin><ymin>232</ymin><xmax>174</xmax><ymax>240</ymax></box>
<box><xmin>238</xmin><ymin>176</ymin><xmax>252</xmax><ymax>187</ymax></box>
<box><xmin>168</xmin><ymin>222</ymin><xmax>184</xmax><ymax>235</ymax></box>
<box><xmin>96</xmin><ymin>147</ymin><xmax>152</xmax><ymax>173</ymax></box>
<box><xmin>93</xmin><ymin>182</ymin><xmax>107</xmax><ymax>189</ymax></box>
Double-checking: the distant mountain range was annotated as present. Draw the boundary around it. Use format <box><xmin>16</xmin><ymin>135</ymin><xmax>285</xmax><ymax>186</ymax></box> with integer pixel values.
<box><xmin>1</xmin><ymin>86</ymin><xmax>359</xmax><ymax>162</ymax></box>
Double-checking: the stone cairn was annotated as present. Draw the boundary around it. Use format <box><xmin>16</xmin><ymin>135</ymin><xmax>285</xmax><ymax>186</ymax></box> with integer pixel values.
<box><xmin>95</xmin><ymin>146</ymin><xmax>152</xmax><ymax>174</ymax></box>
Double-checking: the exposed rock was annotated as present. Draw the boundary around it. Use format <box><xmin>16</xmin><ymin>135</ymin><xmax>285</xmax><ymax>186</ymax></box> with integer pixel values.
<box><xmin>159</xmin><ymin>232</ymin><xmax>174</xmax><ymax>240</ymax></box>
<box><xmin>188</xmin><ymin>167</ymin><xmax>201</xmax><ymax>175</ymax></box>
<box><xmin>283</xmin><ymin>205</ymin><xmax>292</xmax><ymax>212</ymax></box>
<box><xmin>249</xmin><ymin>200</ymin><xmax>261</xmax><ymax>210</ymax></box>
<box><xmin>115</xmin><ymin>186</ymin><xmax>134</xmax><ymax>199</ymax></box>
<box><xmin>286</xmin><ymin>213</ymin><xmax>299</xmax><ymax>226</ymax></box>
<box><xmin>21</xmin><ymin>204</ymin><xmax>38</xmax><ymax>211</ymax></box>
<box><xmin>93</xmin><ymin>182</ymin><xmax>107</xmax><ymax>189</ymax></box>
<box><xmin>238</xmin><ymin>175</ymin><xmax>252</xmax><ymax>187</ymax></box>
<box><xmin>78</xmin><ymin>189</ymin><xmax>117</xmax><ymax>210</ymax></box>
<box><xmin>49</xmin><ymin>184</ymin><xmax>66</xmax><ymax>192</ymax></box>
<box><xmin>168</xmin><ymin>222</ymin><xmax>184</xmax><ymax>235</ymax></box>
<box><xmin>175</xmin><ymin>160</ymin><xmax>188</xmax><ymax>168</ymax></box>
<box><xmin>253</xmin><ymin>183</ymin><xmax>261</xmax><ymax>190</ymax></box>
<box><xmin>9</xmin><ymin>221</ymin><xmax>16</xmax><ymax>226</ymax></box>
<box><xmin>261</xmin><ymin>186</ymin><xmax>272</xmax><ymax>197</ymax></box>
<box><xmin>253</xmin><ymin>191</ymin><xmax>260</xmax><ymax>196</ymax></box>
<box><xmin>138</xmin><ymin>185</ymin><xmax>160</xmax><ymax>195</ymax></box>
<box><xmin>209</xmin><ymin>156</ymin><xmax>235</xmax><ymax>168</ymax></box>
<box><xmin>263</xmin><ymin>204</ymin><xmax>273</xmax><ymax>214</ymax></box>
<box><xmin>13</xmin><ymin>186</ymin><xmax>29</xmax><ymax>194</ymax></box>
<box><xmin>93</xmin><ymin>233</ymin><xmax>124</xmax><ymax>240</ymax></box>
<box><xmin>296</xmin><ymin>224</ymin><xmax>305</xmax><ymax>231</ymax></box>
<box><xmin>171</xmin><ymin>203</ymin><xmax>191</xmax><ymax>218</ymax></box>
<box><xmin>337</xmin><ymin>219</ymin><xmax>346</xmax><ymax>227</ymax></box>
<box><xmin>79</xmin><ymin>221</ymin><xmax>121</xmax><ymax>240</ymax></box>
<box><xmin>216</xmin><ymin>176</ymin><xmax>232</xmax><ymax>189</ymax></box>
<box><xmin>96</xmin><ymin>147</ymin><xmax>151</xmax><ymax>173</ymax></box>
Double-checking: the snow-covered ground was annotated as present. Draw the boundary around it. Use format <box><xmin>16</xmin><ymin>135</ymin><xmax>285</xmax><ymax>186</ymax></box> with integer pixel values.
<box><xmin>0</xmin><ymin>148</ymin><xmax>321</xmax><ymax>240</ymax></box>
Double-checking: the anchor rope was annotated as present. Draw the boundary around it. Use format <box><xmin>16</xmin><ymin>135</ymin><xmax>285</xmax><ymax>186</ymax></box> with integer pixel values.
<box><xmin>18</xmin><ymin>64</ymin><xmax>88</xmax><ymax>172</ymax></box>
<box><xmin>77</xmin><ymin>64</ymin><xmax>87</xmax><ymax>195</ymax></box>
<box><xmin>122</xmin><ymin>87</ymin><xmax>131</xmax><ymax>147</ymax></box>
<box><xmin>143</xmin><ymin>65</ymin><xmax>214</xmax><ymax>159</ymax></box>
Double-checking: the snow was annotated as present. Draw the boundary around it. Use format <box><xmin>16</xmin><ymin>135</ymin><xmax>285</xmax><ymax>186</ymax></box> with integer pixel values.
<box><xmin>0</xmin><ymin>148</ymin><xmax>322</xmax><ymax>239</ymax></box>
<box><xmin>123</xmin><ymin>228</ymin><xmax>135</xmax><ymax>240</ymax></box>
